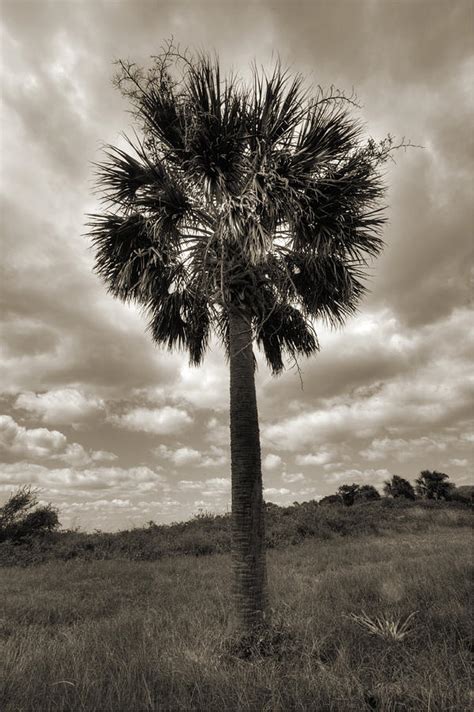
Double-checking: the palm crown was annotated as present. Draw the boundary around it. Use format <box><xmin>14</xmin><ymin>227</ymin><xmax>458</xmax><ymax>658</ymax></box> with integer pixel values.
<box><xmin>88</xmin><ymin>48</ymin><xmax>388</xmax><ymax>374</ymax></box>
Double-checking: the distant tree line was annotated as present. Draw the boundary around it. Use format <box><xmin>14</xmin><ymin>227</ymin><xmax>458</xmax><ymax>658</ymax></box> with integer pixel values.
<box><xmin>320</xmin><ymin>470</ymin><xmax>468</xmax><ymax>506</ymax></box>
<box><xmin>0</xmin><ymin>470</ymin><xmax>470</xmax><ymax>548</ymax></box>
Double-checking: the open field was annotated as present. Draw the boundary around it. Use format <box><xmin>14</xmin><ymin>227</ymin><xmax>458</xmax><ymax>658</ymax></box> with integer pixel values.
<box><xmin>1</xmin><ymin>523</ymin><xmax>472</xmax><ymax>711</ymax></box>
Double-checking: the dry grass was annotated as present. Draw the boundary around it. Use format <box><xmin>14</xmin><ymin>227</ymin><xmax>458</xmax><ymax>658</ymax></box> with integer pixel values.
<box><xmin>0</xmin><ymin>526</ymin><xmax>472</xmax><ymax>711</ymax></box>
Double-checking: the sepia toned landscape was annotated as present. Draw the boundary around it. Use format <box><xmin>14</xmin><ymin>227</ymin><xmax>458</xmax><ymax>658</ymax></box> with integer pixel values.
<box><xmin>1</xmin><ymin>1</ymin><xmax>472</xmax><ymax>710</ymax></box>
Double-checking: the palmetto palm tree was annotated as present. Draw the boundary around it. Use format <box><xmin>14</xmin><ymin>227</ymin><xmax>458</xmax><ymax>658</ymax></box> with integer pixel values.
<box><xmin>88</xmin><ymin>46</ymin><xmax>391</xmax><ymax>637</ymax></box>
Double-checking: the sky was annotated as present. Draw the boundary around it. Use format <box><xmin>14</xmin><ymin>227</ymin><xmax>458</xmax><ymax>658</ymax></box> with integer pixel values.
<box><xmin>0</xmin><ymin>0</ymin><xmax>473</xmax><ymax>531</ymax></box>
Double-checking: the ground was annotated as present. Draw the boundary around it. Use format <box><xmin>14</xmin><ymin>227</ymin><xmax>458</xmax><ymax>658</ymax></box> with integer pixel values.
<box><xmin>0</xmin><ymin>524</ymin><xmax>471</xmax><ymax>711</ymax></box>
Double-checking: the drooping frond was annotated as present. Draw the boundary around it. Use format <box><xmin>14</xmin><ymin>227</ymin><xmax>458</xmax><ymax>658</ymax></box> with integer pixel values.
<box><xmin>255</xmin><ymin>300</ymin><xmax>319</xmax><ymax>374</ymax></box>
<box><xmin>147</xmin><ymin>286</ymin><xmax>211</xmax><ymax>366</ymax></box>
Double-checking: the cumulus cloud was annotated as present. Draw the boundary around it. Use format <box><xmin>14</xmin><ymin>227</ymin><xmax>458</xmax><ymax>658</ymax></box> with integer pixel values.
<box><xmin>0</xmin><ymin>461</ymin><xmax>166</xmax><ymax>493</ymax></box>
<box><xmin>325</xmin><ymin>468</ymin><xmax>391</xmax><ymax>485</ymax></box>
<box><xmin>262</xmin><ymin>326</ymin><xmax>474</xmax><ymax>452</ymax></box>
<box><xmin>15</xmin><ymin>388</ymin><xmax>104</xmax><ymax>425</ymax></box>
<box><xmin>282</xmin><ymin>472</ymin><xmax>305</xmax><ymax>484</ymax></box>
<box><xmin>0</xmin><ymin>414</ymin><xmax>115</xmax><ymax>466</ymax></box>
<box><xmin>156</xmin><ymin>444</ymin><xmax>227</xmax><ymax>468</ymax></box>
<box><xmin>171</xmin><ymin>357</ymin><xmax>229</xmax><ymax>411</ymax></box>
<box><xmin>157</xmin><ymin>445</ymin><xmax>202</xmax><ymax>466</ymax></box>
<box><xmin>206</xmin><ymin>417</ymin><xmax>230</xmax><ymax>447</ymax></box>
<box><xmin>360</xmin><ymin>436</ymin><xmax>448</xmax><ymax>463</ymax></box>
<box><xmin>263</xmin><ymin>453</ymin><xmax>283</xmax><ymax>470</ymax></box>
<box><xmin>264</xmin><ymin>487</ymin><xmax>291</xmax><ymax>497</ymax></box>
<box><xmin>296</xmin><ymin>452</ymin><xmax>333</xmax><ymax>466</ymax></box>
<box><xmin>110</xmin><ymin>406</ymin><xmax>192</xmax><ymax>434</ymax></box>
<box><xmin>450</xmin><ymin>459</ymin><xmax>468</xmax><ymax>467</ymax></box>
<box><xmin>202</xmin><ymin>477</ymin><xmax>230</xmax><ymax>495</ymax></box>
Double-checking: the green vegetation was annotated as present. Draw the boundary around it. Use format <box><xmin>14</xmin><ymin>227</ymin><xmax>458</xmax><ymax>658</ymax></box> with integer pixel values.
<box><xmin>1</xmin><ymin>522</ymin><xmax>471</xmax><ymax>711</ymax></box>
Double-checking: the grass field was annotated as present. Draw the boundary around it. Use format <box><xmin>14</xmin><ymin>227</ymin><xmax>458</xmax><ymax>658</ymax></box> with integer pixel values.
<box><xmin>1</xmin><ymin>523</ymin><xmax>472</xmax><ymax>711</ymax></box>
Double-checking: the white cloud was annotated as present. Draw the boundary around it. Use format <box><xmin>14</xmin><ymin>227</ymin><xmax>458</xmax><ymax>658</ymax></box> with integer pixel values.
<box><xmin>177</xmin><ymin>476</ymin><xmax>231</xmax><ymax>495</ymax></box>
<box><xmin>204</xmin><ymin>477</ymin><xmax>230</xmax><ymax>492</ymax></box>
<box><xmin>91</xmin><ymin>450</ymin><xmax>117</xmax><ymax>462</ymax></box>
<box><xmin>156</xmin><ymin>443</ymin><xmax>227</xmax><ymax>468</ymax></box>
<box><xmin>178</xmin><ymin>480</ymin><xmax>203</xmax><ymax>490</ymax></box>
<box><xmin>206</xmin><ymin>417</ymin><xmax>230</xmax><ymax>447</ymax></box>
<box><xmin>0</xmin><ymin>414</ymin><xmax>114</xmax><ymax>466</ymax></box>
<box><xmin>1</xmin><ymin>414</ymin><xmax>66</xmax><ymax>458</ymax></box>
<box><xmin>325</xmin><ymin>468</ymin><xmax>391</xmax><ymax>484</ymax></box>
<box><xmin>111</xmin><ymin>406</ymin><xmax>192</xmax><ymax>434</ymax></box>
<box><xmin>263</xmin><ymin>453</ymin><xmax>283</xmax><ymax>470</ymax></box>
<box><xmin>172</xmin><ymin>356</ymin><xmax>228</xmax><ymax>411</ymax></box>
<box><xmin>282</xmin><ymin>472</ymin><xmax>305</xmax><ymax>483</ymax></box>
<box><xmin>361</xmin><ymin>436</ymin><xmax>448</xmax><ymax>462</ymax></box>
<box><xmin>199</xmin><ymin>445</ymin><xmax>227</xmax><ymax>468</ymax></box>
<box><xmin>0</xmin><ymin>462</ymin><xmax>166</xmax><ymax>493</ymax></box>
<box><xmin>15</xmin><ymin>388</ymin><xmax>104</xmax><ymax>425</ymax></box>
<box><xmin>450</xmin><ymin>458</ymin><xmax>468</xmax><ymax>467</ymax></box>
<box><xmin>264</xmin><ymin>487</ymin><xmax>290</xmax><ymax>496</ymax></box>
<box><xmin>262</xmin><ymin>354</ymin><xmax>473</xmax><ymax>452</ymax></box>
<box><xmin>157</xmin><ymin>444</ymin><xmax>201</xmax><ymax>466</ymax></box>
<box><xmin>296</xmin><ymin>452</ymin><xmax>333</xmax><ymax>466</ymax></box>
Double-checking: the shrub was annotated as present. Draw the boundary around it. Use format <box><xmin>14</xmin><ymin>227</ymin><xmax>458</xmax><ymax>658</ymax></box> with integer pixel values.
<box><xmin>355</xmin><ymin>485</ymin><xmax>380</xmax><ymax>502</ymax></box>
<box><xmin>336</xmin><ymin>483</ymin><xmax>380</xmax><ymax>506</ymax></box>
<box><xmin>0</xmin><ymin>486</ymin><xmax>59</xmax><ymax>543</ymax></box>
<box><xmin>383</xmin><ymin>475</ymin><xmax>416</xmax><ymax>500</ymax></box>
<box><xmin>415</xmin><ymin>471</ymin><xmax>454</xmax><ymax>501</ymax></box>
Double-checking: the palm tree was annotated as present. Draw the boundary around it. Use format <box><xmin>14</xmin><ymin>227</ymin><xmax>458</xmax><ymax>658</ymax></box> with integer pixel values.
<box><xmin>87</xmin><ymin>46</ymin><xmax>391</xmax><ymax>638</ymax></box>
<box><xmin>383</xmin><ymin>474</ymin><xmax>416</xmax><ymax>500</ymax></box>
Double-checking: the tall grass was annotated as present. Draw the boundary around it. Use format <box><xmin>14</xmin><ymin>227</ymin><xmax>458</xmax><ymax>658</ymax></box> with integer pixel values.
<box><xmin>1</xmin><ymin>526</ymin><xmax>472</xmax><ymax>711</ymax></box>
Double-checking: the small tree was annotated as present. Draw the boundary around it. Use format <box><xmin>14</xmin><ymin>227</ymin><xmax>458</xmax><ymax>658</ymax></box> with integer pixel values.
<box><xmin>355</xmin><ymin>484</ymin><xmax>380</xmax><ymax>502</ymax></box>
<box><xmin>0</xmin><ymin>486</ymin><xmax>59</xmax><ymax>543</ymax></box>
<box><xmin>415</xmin><ymin>470</ymin><xmax>454</xmax><ymax>500</ymax></box>
<box><xmin>337</xmin><ymin>483</ymin><xmax>360</xmax><ymax>506</ymax></box>
<box><xmin>383</xmin><ymin>475</ymin><xmax>416</xmax><ymax>500</ymax></box>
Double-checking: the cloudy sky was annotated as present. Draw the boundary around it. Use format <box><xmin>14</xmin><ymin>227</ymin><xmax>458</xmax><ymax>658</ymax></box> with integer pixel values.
<box><xmin>1</xmin><ymin>0</ymin><xmax>472</xmax><ymax>531</ymax></box>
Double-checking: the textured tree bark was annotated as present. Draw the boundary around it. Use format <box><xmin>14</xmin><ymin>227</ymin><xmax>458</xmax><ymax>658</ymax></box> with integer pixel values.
<box><xmin>229</xmin><ymin>308</ymin><xmax>268</xmax><ymax>635</ymax></box>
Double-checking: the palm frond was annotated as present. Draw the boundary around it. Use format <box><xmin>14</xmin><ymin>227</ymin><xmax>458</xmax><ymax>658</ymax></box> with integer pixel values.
<box><xmin>94</xmin><ymin>145</ymin><xmax>166</xmax><ymax>209</ymax></box>
<box><xmin>249</xmin><ymin>62</ymin><xmax>306</xmax><ymax>151</ymax></box>
<box><xmin>255</xmin><ymin>299</ymin><xmax>319</xmax><ymax>374</ymax></box>
<box><xmin>182</xmin><ymin>56</ymin><xmax>248</xmax><ymax>197</ymax></box>
<box><xmin>147</xmin><ymin>286</ymin><xmax>211</xmax><ymax>365</ymax></box>
<box><xmin>87</xmin><ymin>212</ymin><xmax>183</xmax><ymax>303</ymax></box>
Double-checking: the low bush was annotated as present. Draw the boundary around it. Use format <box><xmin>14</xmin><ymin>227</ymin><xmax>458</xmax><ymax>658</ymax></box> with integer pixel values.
<box><xmin>0</xmin><ymin>486</ymin><xmax>59</xmax><ymax>545</ymax></box>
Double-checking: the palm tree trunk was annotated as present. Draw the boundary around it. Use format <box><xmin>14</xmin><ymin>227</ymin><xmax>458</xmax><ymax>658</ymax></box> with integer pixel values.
<box><xmin>229</xmin><ymin>308</ymin><xmax>268</xmax><ymax>635</ymax></box>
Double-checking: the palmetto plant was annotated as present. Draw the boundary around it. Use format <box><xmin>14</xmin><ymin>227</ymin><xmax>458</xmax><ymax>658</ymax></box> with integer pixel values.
<box><xmin>87</xmin><ymin>44</ymin><xmax>393</xmax><ymax>639</ymax></box>
<box><xmin>346</xmin><ymin>610</ymin><xmax>418</xmax><ymax>641</ymax></box>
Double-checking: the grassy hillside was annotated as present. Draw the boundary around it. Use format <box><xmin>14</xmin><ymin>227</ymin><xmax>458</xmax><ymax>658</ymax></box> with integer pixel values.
<box><xmin>1</xmin><ymin>523</ymin><xmax>472</xmax><ymax>711</ymax></box>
